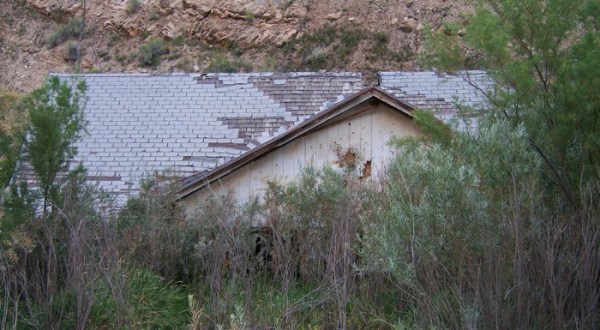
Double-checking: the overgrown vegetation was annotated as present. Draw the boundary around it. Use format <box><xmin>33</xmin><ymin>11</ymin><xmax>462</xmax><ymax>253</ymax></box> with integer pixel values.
<box><xmin>1</xmin><ymin>0</ymin><xmax>598</xmax><ymax>328</ymax></box>
<box><xmin>409</xmin><ymin>0</ymin><xmax>600</xmax><ymax>327</ymax></box>
<box><xmin>0</xmin><ymin>78</ymin><xmax>191</xmax><ymax>329</ymax></box>
<box><xmin>24</xmin><ymin>76</ymin><xmax>86</xmax><ymax>214</ymax></box>
<box><xmin>0</xmin><ymin>90</ymin><xmax>25</xmax><ymax>190</ymax></box>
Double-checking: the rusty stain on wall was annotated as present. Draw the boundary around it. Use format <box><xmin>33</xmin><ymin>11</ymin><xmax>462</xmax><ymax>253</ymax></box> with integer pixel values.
<box><xmin>332</xmin><ymin>142</ymin><xmax>359</xmax><ymax>170</ymax></box>
<box><xmin>361</xmin><ymin>160</ymin><xmax>372</xmax><ymax>179</ymax></box>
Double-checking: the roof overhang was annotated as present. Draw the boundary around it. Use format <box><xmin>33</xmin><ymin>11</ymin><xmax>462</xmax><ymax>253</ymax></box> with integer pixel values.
<box><xmin>175</xmin><ymin>86</ymin><xmax>415</xmax><ymax>200</ymax></box>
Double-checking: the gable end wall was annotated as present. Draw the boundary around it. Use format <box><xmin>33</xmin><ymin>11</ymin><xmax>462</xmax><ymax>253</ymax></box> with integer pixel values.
<box><xmin>181</xmin><ymin>103</ymin><xmax>421</xmax><ymax>217</ymax></box>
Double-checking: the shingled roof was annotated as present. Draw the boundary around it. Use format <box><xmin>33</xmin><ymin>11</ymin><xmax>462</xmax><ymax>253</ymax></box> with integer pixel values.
<box><xmin>20</xmin><ymin>71</ymin><xmax>493</xmax><ymax>208</ymax></box>
<box><xmin>379</xmin><ymin>70</ymin><xmax>494</xmax><ymax>129</ymax></box>
<box><xmin>49</xmin><ymin>72</ymin><xmax>365</xmax><ymax>205</ymax></box>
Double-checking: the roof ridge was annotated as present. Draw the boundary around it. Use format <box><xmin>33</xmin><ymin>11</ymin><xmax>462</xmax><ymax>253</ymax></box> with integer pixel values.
<box><xmin>50</xmin><ymin>71</ymin><xmax>363</xmax><ymax>78</ymax></box>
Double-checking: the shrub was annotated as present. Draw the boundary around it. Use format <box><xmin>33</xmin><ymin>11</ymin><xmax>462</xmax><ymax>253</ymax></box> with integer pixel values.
<box><xmin>205</xmin><ymin>54</ymin><xmax>235</xmax><ymax>72</ymax></box>
<box><xmin>283</xmin><ymin>25</ymin><xmax>365</xmax><ymax>70</ymax></box>
<box><xmin>64</xmin><ymin>41</ymin><xmax>78</xmax><ymax>61</ymax></box>
<box><xmin>17</xmin><ymin>24</ymin><xmax>26</xmax><ymax>36</ymax></box>
<box><xmin>107</xmin><ymin>32</ymin><xmax>120</xmax><ymax>47</ymax></box>
<box><xmin>260</xmin><ymin>55</ymin><xmax>277</xmax><ymax>71</ymax></box>
<box><xmin>205</xmin><ymin>54</ymin><xmax>252</xmax><ymax>73</ymax></box>
<box><xmin>262</xmin><ymin>166</ymin><xmax>369</xmax><ymax>328</ymax></box>
<box><xmin>138</xmin><ymin>38</ymin><xmax>166</xmax><ymax>66</ymax></box>
<box><xmin>148</xmin><ymin>7</ymin><xmax>160</xmax><ymax>20</ymax></box>
<box><xmin>115</xmin><ymin>51</ymin><xmax>127</xmax><ymax>65</ymax></box>
<box><xmin>98</xmin><ymin>50</ymin><xmax>110</xmax><ymax>60</ymax></box>
<box><xmin>244</xmin><ymin>10</ymin><xmax>255</xmax><ymax>24</ymax></box>
<box><xmin>171</xmin><ymin>35</ymin><xmax>186</xmax><ymax>46</ymax></box>
<box><xmin>340</xmin><ymin>27</ymin><xmax>363</xmax><ymax>49</ymax></box>
<box><xmin>44</xmin><ymin>268</ymin><xmax>189</xmax><ymax>329</ymax></box>
<box><xmin>372</xmin><ymin>32</ymin><xmax>389</xmax><ymax>55</ymax></box>
<box><xmin>125</xmin><ymin>0</ymin><xmax>141</xmax><ymax>15</ymax></box>
<box><xmin>0</xmin><ymin>90</ymin><xmax>25</xmax><ymax>189</ymax></box>
<box><xmin>175</xmin><ymin>58</ymin><xmax>193</xmax><ymax>71</ymax></box>
<box><xmin>129</xmin><ymin>270</ymin><xmax>189</xmax><ymax>327</ymax></box>
<box><xmin>305</xmin><ymin>47</ymin><xmax>329</xmax><ymax>70</ymax></box>
<box><xmin>360</xmin><ymin>113</ymin><xmax>600</xmax><ymax>328</ymax></box>
<box><xmin>46</xmin><ymin>17</ymin><xmax>83</xmax><ymax>48</ymax></box>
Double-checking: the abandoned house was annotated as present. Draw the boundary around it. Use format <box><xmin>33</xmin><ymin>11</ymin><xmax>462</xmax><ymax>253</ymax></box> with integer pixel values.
<box><xmin>32</xmin><ymin>71</ymin><xmax>492</xmax><ymax>215</ymax></box>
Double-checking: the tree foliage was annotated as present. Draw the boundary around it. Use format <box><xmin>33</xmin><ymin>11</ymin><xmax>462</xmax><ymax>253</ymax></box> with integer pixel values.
<box><xmin>363</xmin><ymin>118</ymin><xmax>552</xmax><ymax>327</ymax></box>
<box><xmin>360</xmin><ymin>0</ymin><xmax>600</xmax><ymax>327</ymax></box>
<box><xmin>424</xmin><ymin>0</ymin><xmax>600</xmax><ymax>205</ymax></box>
<box><xmin>23</xmin><ymin>76</ymin><xmax>86</xmax><ymax>214</ymax></box>
<box><xmin>0</xmin><ymin>90</ymin><xmax>26</xmax><ymax>189</ymax></box>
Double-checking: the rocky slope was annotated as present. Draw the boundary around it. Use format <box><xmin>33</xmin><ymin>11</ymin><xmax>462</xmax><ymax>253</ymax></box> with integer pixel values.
<box><xmin>0</xmin><ymin>0</ymin><xmax>473</xmax><ymax>92</ymax></box>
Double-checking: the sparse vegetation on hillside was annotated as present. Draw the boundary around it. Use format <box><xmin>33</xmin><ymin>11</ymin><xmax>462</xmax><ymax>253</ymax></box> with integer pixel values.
<box><xmin>1</xmin><ymin>0</ymin><xmax>469</xmax><ymax>91</ymax></box>
<box><xmin>280</xmin><ymin>24</ymin><xmax>413</xmax><ymax>71</ymax></box>
<box><xmin>125</xmin><ymin>0</ymin><xmax>141</xmax><ymax>15</ymax></box>
<box><xmin>138</xmin><ymin>38</ymin><xmax>167</xmax><ymax>66</ymax></box>
<box><xmin>46</xmin><ymin>17</ymin><xmax>84</xmax><ymax>49</ymax></box>
<box><xmin>204</xmin><ymin>53</ymin><xmax>253</xmax><ymax>73</ymax></box>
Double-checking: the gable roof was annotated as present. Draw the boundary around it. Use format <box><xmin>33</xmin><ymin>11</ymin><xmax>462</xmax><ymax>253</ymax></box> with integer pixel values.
<box><xmin>176</xmin><ymin>86</ymin><xmax>415</xmax><ymax>199</ymax></box>
<box><xmin>19</xmin><ymin>71</ymin><xmax>492</xmax><ymax>208</ymax></box>
<box><xmin>50</xmin><ymin>72</ymin><xmax>364</xmax><ymax>206</ymax></box>
<box><xmin>176</xmin><ymin>71</ymin><xmax>494</xmax><ymax>199</ymax></box>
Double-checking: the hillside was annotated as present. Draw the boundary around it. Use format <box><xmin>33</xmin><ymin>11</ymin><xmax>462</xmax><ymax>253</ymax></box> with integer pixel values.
<box><xmin>0</xmin><ymin>0</ymin><xmax>473</xmax><ymax>92</ymax></box>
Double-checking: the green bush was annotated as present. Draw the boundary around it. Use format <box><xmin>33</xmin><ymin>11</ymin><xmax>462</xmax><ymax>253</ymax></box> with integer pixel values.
<box><xmin>138</xmin><ymin>38</ymin><xmax>166</xmax><ymax>66</ymax></box>
<box><xmin>359</xmin><ymin>112</ymin><xmax>600</xmax><ymax>328</ymax></box>
<box><xmin>108</xmin><ymin>269</ymin><xmax>189</xmax><ymax>329</ymax></box>
<box><xmin>372</xmin><ymin>32</ymin><xmax>389</xmax><ymax>55</ymax></box>
<box><xmin>260</xmin><ymin>55</ymin><xmax>277</xmax><ymax>71</ymax></box>
<box><xmin>282</xmin><ymin>25</ymin><xmax>368</xmax><ymax>70</ymax></box>
<box><xmin>305</xmin><ymin>47</ymin><xmax>329</xmax><ymax>70</ymax></box>
<box><xmin>64</xmin><ymin>41</ymin><xmax>78</xmax><ymax>61</ymax></box>
<box><xmin>125</xmin><ymin>0</ymin><xmax>141</xmax><ymax>15</ymax></box>
<box><xmin>46</xmin><ymin>269</ymin><xmax>189</xmax><ymax>329</ymax></box>
<box><xmin>46</xmin><ymin>17</ymin><xmax>83</xmax><ymax>48</ymax></box>
<box><xmin>174</xmin><ymin>58</ymin><xmax>193</xmax><ymax>71</ymax></box>
<box><xmin>148</xmin><ymin>7</ymin><xmax>160</xmax><ymax>20</ymax></box>
<box><xmin>244</xmin><ymin>9</ymin><xmax>255</xmax><ymax>24</ymax></box>
<box><xmin>0</xmin><ymin>90</ymin><xmax>25</xmax><ymax>190</ymax></box>
<box><xmin>205</xmin><ymin>53</ymin><xmax>252</xmax><ymax>73</ymax></box>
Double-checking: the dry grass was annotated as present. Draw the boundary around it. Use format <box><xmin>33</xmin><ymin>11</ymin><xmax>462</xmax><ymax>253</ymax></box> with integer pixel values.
<box><xmin>0</xmin><ymin>89</ymin><xmax>24</xmax><ymax>132</ymax></box>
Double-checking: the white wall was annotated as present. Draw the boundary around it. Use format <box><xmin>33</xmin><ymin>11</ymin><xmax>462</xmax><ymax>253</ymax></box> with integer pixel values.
<box><xmin>181</xmin><ymin>103</ymin><xmax>420</xmax><ymax>216</ymax></box>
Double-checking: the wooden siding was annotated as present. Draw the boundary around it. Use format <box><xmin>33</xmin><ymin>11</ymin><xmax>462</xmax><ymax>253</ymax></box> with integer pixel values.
<box><xmin>181</xmin><ymin>103</ymin><xmax>420</xmax><ymax>216</ymax></box>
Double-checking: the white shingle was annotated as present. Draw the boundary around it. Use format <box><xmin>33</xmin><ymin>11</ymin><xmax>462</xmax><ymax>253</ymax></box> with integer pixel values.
<box><xmin>379</xmin><ymin>71</ymin><xmax>493</xmax><ymax>127</ymax></box>
<box><xmin>36</xmin><ymin>72</ymin><xmax>364</xmax><ymax>208</ymax></box>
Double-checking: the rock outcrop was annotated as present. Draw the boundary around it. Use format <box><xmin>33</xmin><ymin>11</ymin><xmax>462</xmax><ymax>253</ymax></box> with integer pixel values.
<box><xmin>0</xmin><ymin>0</ymin><xmax>473</xmax><ymax>92</ymax></box>
<box><xmin>26</xmin><ymin>0</ymin><xmax>308</xmax><ymax>47</ymax></box>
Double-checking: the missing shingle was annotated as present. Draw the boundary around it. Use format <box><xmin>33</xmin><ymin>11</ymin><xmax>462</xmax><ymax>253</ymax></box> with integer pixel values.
<box><xmin>194</xmin><ymin>74</ymin><xmax>219</xmax><ymax>85</ymax></box>
<box><xmin>85</xmin><ymin>176</ymin><xmax>122</xmax><ymax>182</ymax></box>
<box><xmin>182</xmin><ymin>156</ymin><xmax>220</xmax><ymax>163</ymax></box>
<box><xmin>208</xmin><ymin>142</ymin><xmax>249</xmax><ymax>150</ymax></box>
